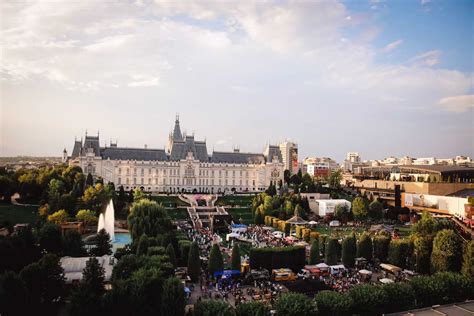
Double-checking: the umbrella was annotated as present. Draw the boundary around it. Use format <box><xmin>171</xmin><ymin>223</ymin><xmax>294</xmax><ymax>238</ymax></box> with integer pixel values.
<box><xmin>308</xmin><ymin>220</ymin><xmax>318</xmax><ymax>225</ymax></box>
<box><xmin>358</xmin><ymin>269</ymin><xmax>372</xmax><ymax>275</ymax></box>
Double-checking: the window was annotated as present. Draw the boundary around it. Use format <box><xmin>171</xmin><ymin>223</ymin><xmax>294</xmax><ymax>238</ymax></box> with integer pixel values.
<box><xmin>118</xmin><ymin>177</ymin><xmax>121</xmax><ymax>184</ymax></box>
<box><xmin>118</xmin><ymin>168</ymin><xmax>122</xmax><ymax>174</ymax></box>
<box><xmin>133</xmin><ymin>178</ymin><xmax>136</xmax><ymax>184</ymax></box>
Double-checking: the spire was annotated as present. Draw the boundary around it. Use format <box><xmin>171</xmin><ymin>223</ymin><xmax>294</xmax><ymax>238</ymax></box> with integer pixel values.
<box><xmin>172</xmin><ymin>115</ymin><xmax>183</xmax><ymax>141</ymax></box>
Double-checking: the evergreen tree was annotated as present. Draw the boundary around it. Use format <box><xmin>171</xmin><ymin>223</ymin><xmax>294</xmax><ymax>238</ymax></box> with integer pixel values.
<box><xmin>0</xmin><ymin>271</ymin><xmax>28</xmax><ymax>316</ymax></box>
<box><xmin>413</xmin><ymin>236</ymin><xmax>432</xmax><ymax>274</ymax></box>
<box><xmin>319</xmin><ymin>235</ymin><xmax>328</xmax><ymax>257</ymax></box>
<box><xmin>431</xmin><ymin>229</ymin><xmax>463</xmax><ymax>273</ymax></box>
<box><xmin>136</xmin><ymin>234</ymin><xmax>149</xmax><ymax>256</ymax></box>
<box><xmin>254</xmin><ymin>209</ymin><xmax>264</xmax><ymax>225</ymax></box>
<box><xmin>373</xmin><ymin>235</ymin><xmax>391</xmax><ymax>262</ymax></box>
<box><xmin>352</xmin><ymin>197</ymin><xmax>369</xmax><ymax>220</ymax></box>
<box><xmin>368</xmin><ymin>199</ymin><xmax>384</xmax><ymax>220</ymax></box>
<box><xmin>63</xmin><ymin>230</ymin><xmax>86</xmax><ymax>257</ymax></box>
<box><xmin>309</xmin><ymin>239</ymin><xmax>320</xmax><ymax>264</ymax></box>
<box><xmin>357</xmin><ymin>233</ymin><xmax>373</xmax><ymax>261</ymax></box>
<box><xmin>187</xmin><ymin>242</ymin><xmax>200</xmax><ymax>282</ymax></box>
<box><xmin>38</xmin><ymin>222</ymin><xmax>63</xmax><ymax>254</ymax></box>
<box><xmin>166</xmin><ymin>243</ymin><xmax>177</xmax><ymax>268</ymax></box>
<box><xmin>231</xmin><ymin>243</ymin><xmax>241</xmax><ymax>271</ymax></box>
<box><xmin>91</xmin><ymin>228</ymin><xmax>112</xmax><ymax>256</ymax></box>
<box><xmin>86</xmin><ymin>173</ymin><xmax>94</xmax><ymax>187</ymax></box>
<box><xmin>342</xmin><ymin>233</ymin><xmax>357</xmax><ymax>268</ymax></box>
<box><xmin>161</xmin><ymin>277</ymin><xmax>185</xmax><ymax>316</ymax></box>
<box><xmin>325</xmin><ymin>238</ymin><xmax>340</xmax><ymax>265</ymax></box>
<box><xmin>208</xmin><ymin>244</ymin><xmax>224</xmax><ymax>276</ymax></box>
<box><xmin>461</xmin><ymin>240</ymin><xmax>474</xmax><ymax>278</ymax></box>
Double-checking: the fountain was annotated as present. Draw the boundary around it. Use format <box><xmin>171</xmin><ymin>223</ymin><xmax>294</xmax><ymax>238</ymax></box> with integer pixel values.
<box><xmin>97</xmin><ymin>199</ymin><xmax>115</xmax><ymax>241</ymax></box>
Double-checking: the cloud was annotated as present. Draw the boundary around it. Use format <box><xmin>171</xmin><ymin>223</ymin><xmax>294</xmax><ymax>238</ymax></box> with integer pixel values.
<box><xmin>382</xmin><ymin>39</ymin><xmax>403</xmax><ymax>53</ymax></box>
<box><xmin>438</xmin><ymin>95</ymin><xmax>474</xmax><ymax>112</ymax></box>
<box><xmin>421</xmin><ymin>0</ymin><xmax>431</xmax><ymax>5</ymax></box>
<box><xmin>128</xmin><ymin>75</ymin><xmax>160</xmax><ymax>87</ymax></box>
<box><xmin>409</xmin><ymin>50</ymin><xmax>442</xmax><ymax>66</ymax></box>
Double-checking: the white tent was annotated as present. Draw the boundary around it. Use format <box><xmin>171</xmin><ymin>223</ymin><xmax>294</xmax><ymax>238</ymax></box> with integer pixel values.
<box><xmin>379</xmin><ymin>278</ymin><xmax>394</xmax><ymax>284</ymax></box>
<box><xmin>358</xmin><ymin>269</ymin><xmax>372</xmax><ymax>275</ymax></box>
<box><xmin>316</xmin><ymin>263</ymin><xmax>329</xmax><ymax>270</ymax></box>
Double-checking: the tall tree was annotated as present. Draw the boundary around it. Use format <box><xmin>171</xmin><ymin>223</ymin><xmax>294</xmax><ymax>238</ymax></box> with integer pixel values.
<box><xmin>85</xmin><ymin>173</ymin><xmax>94</xmax><ymax>187</ymax></box>
<box><xmin>39</xmin><ymin>222</ymin><xmax>63</xmax><ymax>254</ymax></box>
<box><xmin>63</xmin><ymin>230</ymin><xmax>86</xmax><ymax>257</ymax></box>
<box><xmin>352</xmin><ymin>197</ymin><xmax>369</xmax><ymax>220</ymax></box>
<box><xmin>128</xmin><ymin>199</ymin><xmax>172</xmax><ymax>240</ymax></box>
<box><xmin>69</xmin><ymin>257</ymin><xmax>105</xmax><ymax>316</ymax></box>
<box><xmin>309</xmin><ymin>239</ymin><xmax>320</xmax><ymax>264</ymax></box>
<box><xmin>368</xmin><ymin>199</ymin><xmax>384</xmax><ymax>220</ymax></box>
<box><xmin>342</xmin><ymin>233</ymin><xmax>357</xmax><ymax>268</ymax></box>
<box><xmin>161</xmin><ymin>277</ymin><xmax>185</xmax><ymax>316</ymax></box>
<box><xmin>461</xmin><ymin>240</ymin><xmax>474</xmax><ymax>279</ymax></box>
<box><xmin>325</xmin><ymin>238</ymin><xmax>340</xmax><ymax>265</ymax></box>
<box><xmin>166</xmin><ymin>243</ymin><xmax>177</xmax><ymax>268</ymax></box>
<box><xmin>274</xmin><ymin>292</ymin><xmax>316</xmax><ymax>316</ymax></box>
<box><xmin>431</xmin><ymin>229</ymin><xmax>463</xmax><ymax>273</ymax></box>
<box><xmin>231</xmin><ymin>243</ymin><xmax>241</xmax><ymax>271</ymax></box>
<box><xmin>208</xmin><ymin>244</ymin><xmax>224</xmax><ymax>276</ymax></box>
<box><xmin>373</xmin><ymin>235</ymin><xmax>391</xmax><ymax>262</ymax></box>
<box><xmin>357</xmin><ymin>233</ymin><xmax>373</xmax><ymax>261</ymax></box>
<box><xmin>91</xmin><ymin>229</ymin><xmax>112</xmax><ymax>256</ymax></box>
<box><xmin>283</xmin><ymin>169</ymin><xmax>291</xmax><ymax>185</ymax></box>
<box><xmin>0</xmin><ymin>271</ymin><xmax>28</xmax><ymax>316</ymax></box>
<box><xmin>187</xmin><ymin>242</ymin><xmax>201</xmax><ymax>282</ymax></box>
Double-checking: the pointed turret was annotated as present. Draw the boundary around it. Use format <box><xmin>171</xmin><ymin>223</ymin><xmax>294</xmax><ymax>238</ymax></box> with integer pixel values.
<box><xmin>172</xmin><ymin>114</ymin><xmax>183</xmax><ymax>141</ymax></box>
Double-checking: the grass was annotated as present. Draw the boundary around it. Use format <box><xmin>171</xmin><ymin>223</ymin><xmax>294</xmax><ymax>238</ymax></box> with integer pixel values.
<box><xmin>0</xmin><ymin>203</ymin><xmax>38</xmax><ymax>225</ymax></box>
<box><xmin>216</xmin><ymin>195</ymin><xmax>255</xmax><ymax>207</ymax></box>
<box><xmin>149</xmin><ymin>196</ymin><xmax>189</xmax><ymax>207</ymax></box>
<box><xmin>227</xmin><ymin>207</ymin><xmax>254</xmax><ymax>224</ymax></box>
<box><xmin>166</xmin><ymin>208</ymin><xmax>190</xmax><ymax>220</ymax></box>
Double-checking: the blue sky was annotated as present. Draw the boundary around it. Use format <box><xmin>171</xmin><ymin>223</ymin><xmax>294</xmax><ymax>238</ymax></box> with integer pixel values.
<box><xmin>1</xmin><ymin>0</ymin><xmax>473</xmax><ymax>162</ymax></box>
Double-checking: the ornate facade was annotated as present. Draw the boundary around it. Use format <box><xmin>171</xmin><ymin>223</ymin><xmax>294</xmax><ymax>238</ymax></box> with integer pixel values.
<box><xmin>67</xmin><ymin>117</ymin><xmax>286</xmax><ymax>193</ymax></box>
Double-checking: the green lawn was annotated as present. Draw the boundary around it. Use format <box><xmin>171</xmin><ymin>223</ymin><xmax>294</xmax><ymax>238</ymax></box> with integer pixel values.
<box><xmin>216</xmin><ymin>195</ymin><xmax>255</xmax><ymax>207</ymax></box>
<box><xmin>149</xmin><ymin>196</ymin><xmax>189</xmax><ymax>207</ymax></box>
<box><xmin>0</xmin><ymin>203</ymin><xmax>38</xmax><ymax>225</ymax></box>
<box><xmin>227</xmin><ymin>207</ymin><xmax>254</xmax><ymax>224</ymax></box>
<box><xmin>166</xmin><ymin>208</ymin><xmax>190</xmax><ymax>220</ymax></box>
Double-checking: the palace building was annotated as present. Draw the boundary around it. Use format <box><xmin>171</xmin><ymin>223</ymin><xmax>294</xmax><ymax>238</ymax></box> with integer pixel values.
<box><xmin>66</xmin><ymin>116</ymin><xmax>289</xmax><ymax>193</ymax></box>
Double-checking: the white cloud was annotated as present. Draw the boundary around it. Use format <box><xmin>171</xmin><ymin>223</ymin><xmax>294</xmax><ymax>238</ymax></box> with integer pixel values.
<box><xmin>382</xmin><ymin>39</ymin><xmax>403</xmax><ymax>53</ymax></box>
<box><xmin>421</xmin><ymin>0</ymin><xmax>431</xmax><ymax>5</ymax></box>
<box><xmin>128</xmin><ymin>75</ymin><xmax>160</xmax><ymax>87</ymax></box>
<box><xmin>408</xmin><ymin>50</ymin><xmax>441</xmax><ymax>67</ymax></box>
<box><xmin>438</xmin><ymin>95</ymin><xmax>474</xmax><ymax>112</ymax></box>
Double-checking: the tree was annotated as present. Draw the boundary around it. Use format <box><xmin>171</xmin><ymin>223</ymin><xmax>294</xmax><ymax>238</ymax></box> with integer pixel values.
<box><xmin>236</xmin><ymin>301</ymin><xmax>269</xmax><ymax>316</ymax></box>
<box><xmin>315</xmin><ymin>290</ymin><xmax>353</xmax><ymax>316</ymax></box>
<box><xmin>133</xmin><ymin>188</ymin><xmax>147</xmax><ymax>202</ymax></box>
<box><xmin>231</xmin><ymin>243</ymin><xmax>241</xmax><ymax>271</ymax></box>
<box><xmin>373</xmin><ymin>235</ymin><xmax>391</xmax><ymax>262</ymax></box>
<box><xmin>0</xmin><ymin>175</ymin><xmax>16</xmax><ymax>203</ymax></box>
<box><xmin>208</xmin><ymin>244</ymin><xmax>224</xmax><ymax>276</ymax></box>
<box><xmin>274</xmin><ymin>292</ymin><xmax>316</xmax><ymax>316</ymax></box>
<box><xmin>194</xmin><ymin>300</ymin><xmax>234</xmax><ymax>316</ymax></box>
<box><xmin>325</xmin><ymin>238</ymin><xmax>340</xmax><ymax>265</ymax></box>
<box><xmin>290</xmin><ymin>174</ymin><xmax>301</xmax><ymax>186</ymax></box>
<box><xmin>309</xmin><ymin>239</ymin><xmax>320</xmax><ymax>264</ymax></box>
<box><xmin>342</xmin><ymin>233</ymin><xmax>357</xmax><ymax>268</ymax></box>
<box><xmin>82</xmin><ymin>183</ymin><xmax>109</xmax><ymax>213</ymax></box>
<box><xmin>128</xmin><ymin>199</ymin><xmax>172</xmax><ymax>240</ymax></box>
<box><xmin>352</xmin><ymin>197</ymin><xmax>368</xmax><ymax>220</ymax></box>
<box><xmin>39</xmin><ymin>222</ymin><xmax>63</xmax><ymax>254</ymax></box>
<box><xmin>187</xmin><ymin>242</ymin><xmax>201</xmax><ymax>282</ymax></box>
<box><xmin>461</xmin><ymin>240</ymin><xmax>474</xmax><ymax>278</ymax></box>
<box><xmin>357</xmin><ymin>233</ymin><xmax>373</xmax><ymax>261</ymax></box>
<box><xmin>69</xmin><ymin>257</ymin><xmax>105</xmax><ymax>316</ymax></box>
<box><xmin>348</xmin><ymin>284</ymin><xmax>388</xmax><ymax>315</ymax></box>
<box><xmin>91</xmin><ymin>228</ymin><xmax>112</xmax><ymax>256</ymax></box>
<box><xmin>334</xmin><ymin>204</ymin><xmax>350</xmax><ymax>222</ymax></box>
<box><xmin>75</xmin><ymin>209</ymin><xmax>98</xmax><ymax>225</ymax></box>
<box><xmin>284</xmin><ymin>169</ymin><xmax>291</xmax><ymax>185</ymax></box>
<box><xmin>86</xmin><ymin>173</ymin><xmax>93</xmax><ymax>187</ymax></box>
<box><xmin>368</xmin><ymin>200</ymin><xmax>383</xmax><ymax>220</ymax></box>
<box><xmin>388</xmin><ymin>239</ymin><xmax>413</xmax><ymax>268</ymax></box>
<box><xmin>254</xmin><ymin>209</ymin><xmax>264</xmax><ymax>225</ymax></box>
<box><xmin>328</xmin><ymin>169</ymin><xmax>342</xmax><ymax>189</ymax></box>
<box><xmin>160</xmin><ymin>277</ymin><xmax>185</xmax><ymax>316</ymax></box>
<box><xmin>63</xmin><ymin>230</ymin><xmax>86</xmax><ymax>257</ymax></box>
<box><xmin>47</xmin><ymin>209</ymin><xmax>68</xmax><ymax>224</ymax></box>
<box><xmin>20</xmin><ymin>254</ymin><xmax>65</xmax><ymax>308</ymax></box>
<box><xmin>319</xmin><ymin>235</ymin><xmax>328</xmax><ymax>257</ymax></box>
<box><xmin>413</xmin><ymin>236</ymin><xmax>432</xmax><ymax>274</ymax></box>
<box><xmin>431</xmin><ymin>229</ymin><xmax>463</xmax><ymax>273</ymax></box>
<box><xmin>166</xmin><ymin>244</ymin><xmax>177</xmax><ymax>268</ymax></box>
<box><xmin>0</xmin><ymin>271</ymin><xmax>28</xmax><ymax>316</ymax></box>
<box><xmin>381</xmin><ymin>282</ymin><xmax>416</xmax><ymax>313</ymax></box>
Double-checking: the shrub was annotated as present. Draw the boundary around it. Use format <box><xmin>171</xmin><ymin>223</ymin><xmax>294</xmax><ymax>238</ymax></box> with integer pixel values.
<box><xmin>315</xmin><ymin>290</ymin><xmax>353</xmax><ymax>316</ymax></box>
<box><xmin>274</xmin><ymin>292</ymin><xmax>316</xmax><ymax>316</ymax></box>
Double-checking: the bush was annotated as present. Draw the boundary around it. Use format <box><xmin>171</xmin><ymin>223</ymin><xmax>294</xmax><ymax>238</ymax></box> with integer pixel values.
<box><xmin>356</xmin><ymin>233</ymin><xmax>373</xmax><ymax>261</ymax></box>
<box><xmin>431</xmin><ymin>229</ymin><xmax>463</xmax><ymax>273</ymax></box>
<box><xmin>194</xmin><ymin>299</ymin><xmax>234</xmax><ymax>316</ymax></box>
<box><xmin>348</xmin><ymin>284</ymin><xmax>388</xmax><ymax>315</ymax></box>
<box><xmin>381</xmin><ymin>282</ymin><xmax>416</xmax><ymax>313</ymax></box>
<box><xmin>274</xmin><ymin>292</ymin><xmax>316</xmax><ymax>316</ymax></box>
<box><xmin>315</xmin><ymin>290</ymin><xmax>353</xmax><ymax>316</ymax></box>
<box><xmin>325</xmin><ymin>238</ymin><xmax>340</xmax><ymax>265</ymax></box>
<box><xmin>236</xmin><ymin>301</ymin><xmax>269</xmax><ymax>316</ymax></box>
<box><xmin>388</xmin><ymin>239</ymin><xmax>412</xmax><ymax>268</ymax></box>
<box><xmin>309</xmin><ymin>239</ymin><xmax>320</xmax><ymax>265</ymax></box>
<box><xmin>342</xmin><ymin>234</ymin><xmax>356</xmax><ymax>268</ymax></box>
<box><xmin>373</xmin><ymin>235</ymin><xmax>391</xmax><ymax>262</ymax></box>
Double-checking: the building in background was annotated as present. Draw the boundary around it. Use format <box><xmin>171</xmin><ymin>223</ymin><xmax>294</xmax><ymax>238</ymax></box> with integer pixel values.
<box><xmin>66</xmin><ymin>116</ymin><xmax>286</xmax><ymax>193</ymax></box>
<box><xmin>304</xmin><ymin>157</ymin><xmax>338</xmax><ymax>178</ymax></box>
<box><xmin>279</xmin><ymin>141</ymin><xmax>298</xmax><ymax>174</ymax></box>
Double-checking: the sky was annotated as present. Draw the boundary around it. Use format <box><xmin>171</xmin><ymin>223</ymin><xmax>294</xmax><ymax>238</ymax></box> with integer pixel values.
<box><xmin>1</xmin><ymin>0</ymin><xmax>473</xmax><ymax>162</ymax></box>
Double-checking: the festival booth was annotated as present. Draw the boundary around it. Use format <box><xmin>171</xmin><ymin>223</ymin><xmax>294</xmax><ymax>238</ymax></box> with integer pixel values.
<box><xmin>358</xmin><ymin>269</ymin><xmax>372</xmax><ymax>282</ymax></box>
<box><xmin>226</xmin><ymin>232</ymin><xmax>240</xmax><ymax>241</ymax></box>
<box><xmin>231</xmin><ymin>224</ymin><xmax>248</xmax><ymax>233</ymax></box>
<box><xmin>379</xmin><ymin>278</ymin><xmax>394</xmax><ymax>284</ymax></box>
<box><xmin>315</xmin><ymin>263</ymin><xmax>330</xmax><ymax>275</ymax></box>
<box><xmin>329</xmin><ymin>264</ymin><xmax>346</xmax><ymax>275</ymax></box>
<box><xmin>380</xmin><ymin>263</ymin><xmax>402</xmax><ymax>277</ymax></box>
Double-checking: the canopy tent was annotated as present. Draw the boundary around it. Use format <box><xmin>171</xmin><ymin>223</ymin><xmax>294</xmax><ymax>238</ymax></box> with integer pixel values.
<box><xmin>308</xmin><ymin>220</ymin><xmax>318</xmax><ymax>225</ymax></box>
<box><xmin>358</xmin><ymin>269</ymin><xmax>372</xmax><ymax>275</ymax></box>
<box><xmin>379</xmin><ymin>278</ymin><xmax>394</xmax><ymax>284</ymax></box>
<box><xmin>316</xmin><ymin>263</ymin><xmax>329</xmax><ymax>270</ymax></box>
<box><xmin>286</xmin><ymin>215</ymin><xmax>308</xmax><ymax>225</ymax></box>
<box><xmin>380</xmin><ymin>263</ymin><xmax>402</xmax><ymax>274</ymax></box>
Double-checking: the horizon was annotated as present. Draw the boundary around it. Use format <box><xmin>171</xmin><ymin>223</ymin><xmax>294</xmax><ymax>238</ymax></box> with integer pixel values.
<box><xmin>1</xmin><ymin>0</ymin><xmax>473</xmax><ymax>162</ymax></box>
